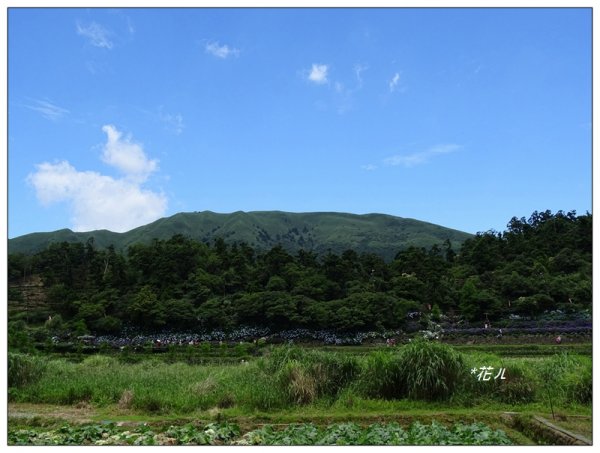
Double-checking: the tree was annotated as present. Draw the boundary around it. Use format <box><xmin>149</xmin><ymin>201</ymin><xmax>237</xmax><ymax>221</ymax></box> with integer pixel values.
<box><xmin>128</xmin><ymin>285</ymin><xmax>166</xmax><ymax>330</ymax></box>
<box><xmin>458</xmin><ymin>276</ymin><xmax>502</xmax><ymax>322</ymax></box>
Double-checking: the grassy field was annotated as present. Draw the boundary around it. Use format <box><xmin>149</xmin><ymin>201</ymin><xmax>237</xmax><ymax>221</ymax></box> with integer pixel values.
<box><xmin>8</xmin><ymin>341</ymin><xmax>593</xmax><ymax>445</ymax></box>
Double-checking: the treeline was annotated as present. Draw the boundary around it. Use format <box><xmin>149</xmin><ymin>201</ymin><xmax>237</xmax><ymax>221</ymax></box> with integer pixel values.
<box><xmin>8</xmin><ymin>210</ymin><xmax>592</xmax><ymax>334</ymax></box>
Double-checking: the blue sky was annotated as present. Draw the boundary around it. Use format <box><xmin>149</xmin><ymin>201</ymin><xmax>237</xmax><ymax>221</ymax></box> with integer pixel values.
<box><xmin>8</xmin><ymin>7</ymin><xmax>592</xmax><ymax>238</ymax></box>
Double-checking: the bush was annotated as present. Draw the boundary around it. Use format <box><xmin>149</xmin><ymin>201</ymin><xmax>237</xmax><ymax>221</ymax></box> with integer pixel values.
<box><xmin>8</xmin><ymin>321</ymin><xmax>36</xmax><ymax>353</ymax></box>
<box><xmin>8</xmin><ymin>353</ymin><xmax>47</xmax><ymax>388</ymax></box>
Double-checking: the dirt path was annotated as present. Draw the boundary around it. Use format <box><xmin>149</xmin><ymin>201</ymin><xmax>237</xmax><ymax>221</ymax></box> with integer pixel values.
<box><xmin>8</xmin><ymin>402</ymin><xmax>98</xmax><ymax>424</ymax></box>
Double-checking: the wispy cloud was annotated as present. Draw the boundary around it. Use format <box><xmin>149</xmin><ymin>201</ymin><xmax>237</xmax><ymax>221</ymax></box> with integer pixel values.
<box><xmin>76</xmin><ymin>21</ymin><xmax>113</xmax><ymax>49</ymax></box>
<box><xmin>205</xmin><ymin>40</ymin><xmax>240</xmax><ymax>59</ymax></box>
<box><xmin>389</xmin><ymin>72</ymin><xmax>401</xmax><ymax>92</ymax></box>
<box><xmin>361</xmin><ymin>164</ymin><xmax>377</xmax><ymax>171</ymax></box>
<box><xmin>334</xmin><ymin>64</ymin><xmax>367</xmax><ymax>113</ymax></box>
<box><xmin>28</xmin><ymin>125</ymin><xmax>167</xmax><ymax>232</ymax></box>
<box><xmin>24</xmin><ymin>99</ymin><xmax>69</xmax><ymax>121</ymax></box>
<box><xmin>159</xmin><ymin>110</ymin><xmax>185</xmax><ymax>135</ymax></box>
<box><xmin>354</xmin><ymin>64</ymin><xmax>367</xmax><ymax>88</ymax></box>
<box><xmin>308</xmin><ymin>63</ymin><xmax>366</xmax><ymax>113</ymax></box>
<box><xmin>126</xmin><ymin>17</ymin><xmax>135</xmax><ymax>35</ymax></box>
<box><xmin>384</xmin><ymin>144</ymin><xmax>461</xmax><ymax>168</ymax></box>
<box><xmin>388</xmin><ymin>71</ymin><xmax>408</xmax><ymax>94</ymax></box>
<box><xmin>308</xmin><ymin>63</ymin><xmax>329</xmax><ymax>84</ymax></box>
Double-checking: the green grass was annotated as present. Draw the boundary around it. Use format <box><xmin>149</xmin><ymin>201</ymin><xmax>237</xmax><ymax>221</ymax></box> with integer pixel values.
<box><xmin>8</xmin><ymin>344</ymin><xmax>592</xmax><ymax>417</ymax></box>
<box><xmin>451</xmin><ymin>343</ymin><xmax>592</xmax><ymax>357</ymax></box>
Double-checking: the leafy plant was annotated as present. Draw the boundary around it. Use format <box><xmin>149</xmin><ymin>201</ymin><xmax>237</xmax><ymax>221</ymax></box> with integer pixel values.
<box><xmin>9</xmin><ymin>421</ymin><xmax>512</xmax><ymax>446</ymax></box>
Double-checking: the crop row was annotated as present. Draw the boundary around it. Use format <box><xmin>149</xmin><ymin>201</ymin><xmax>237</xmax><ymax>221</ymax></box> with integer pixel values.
<box><xmin>8</xmin><ymin>420</ymin><xmax>513</xmax><ymax>446</ymax></box>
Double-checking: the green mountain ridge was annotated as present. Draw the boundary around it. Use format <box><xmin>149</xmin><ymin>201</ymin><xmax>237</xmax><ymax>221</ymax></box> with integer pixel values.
<box><xmin>8</xmin><ymin>211</ymin><xmax>473</xmax><ymax>260</ymax></box>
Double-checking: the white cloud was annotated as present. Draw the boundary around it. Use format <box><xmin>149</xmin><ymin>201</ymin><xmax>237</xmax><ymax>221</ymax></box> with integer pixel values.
<box><xmin>205</xmin><ymin>41</ymin><xmax>240</xmax><ymax>59</ymax></box>
<box><xmin>384</xmin><ymin>144</ymin><xmax>461</xmax><ymax>168</ymax></box>
<box><xmin>24</xmin><ymin>99</ymin><xmax>69</xmax><ymax>121</ymax></box>
<box><xmin>389</xmin><ymin>72</ymin><xmax>401</xmax><ymax>92</ymax></box>
<box><xmin>308</xmin><ymin>64</ymin><xmax>328</xmax><ymax>84</ymax></box>
<box><xmin>76</xmin><ymin>21</ymin><xmax>113</xmax><ymax>49</ymax></box>
<box><xmin>101</xmin><ymin>125</ymin><xmax>158</xmax><ymax>182</ymax></box>
<box><xmin>27</xmin><ymin>126</ymin><xmax>167</xmax><ymax>232</ymax></box>
<box><xmin>27</xmin><ymin>161</ymin><xmax>167</xmax><ymax>232</ymax></box>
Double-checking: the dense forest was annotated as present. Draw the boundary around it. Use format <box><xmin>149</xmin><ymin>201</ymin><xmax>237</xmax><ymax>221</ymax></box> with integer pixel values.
<box><xmin>8</xmin><ymin>210</ymin><xmax>592</xmax><ymax>336</ymax></box>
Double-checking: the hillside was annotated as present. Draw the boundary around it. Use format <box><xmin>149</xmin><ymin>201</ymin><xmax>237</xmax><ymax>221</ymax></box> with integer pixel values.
<box><xmin>8</xmin><ymin>211</ymin><xmax>472</xmax><ymax>260</ymax></box>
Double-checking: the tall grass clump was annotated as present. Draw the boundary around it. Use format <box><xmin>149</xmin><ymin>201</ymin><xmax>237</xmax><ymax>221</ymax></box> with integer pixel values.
<box><xmin>492</xmin><ymin>361</ymin><xmax>536</xmax><ymax>404</ymax></box>
<box><xmin>564</xmin><ymin>360</ymin><xmax>592</xmax><ymax>404</ymax></box>
<box><xmin>219</xmin><ymin>364</ymin><xmax>289</xmax><ymax>411</ymax></box>
<box><xmin>458</xmin><ymin>352</ymin><xmax>541</xmax><ymax>406</ymax></box>
<box><xmin>355</xmin><ymin>350</ymin><xmax>404</xmax><ymax>399</ymax></box>
<box><xmin>396</xmin><ymin>340</ymin><xmax>466</xmax><ymax>401</ymax></box>
<box><xmin>11</xmin><ymin>356</ymin><xmax>227</xmax><ymax>411</ymax></box>
<box><xmin>536</xmin><ymin>353</ymin><xmax>592</xmax><ymax>407</ymax></box>
<box><xmin>262</xmin><ymin>346</ymin><xmax>360</xmax><ymax>405</ymax></box>
<box><xmin>8</xmin><ymin>353</ymin><xmax>47</xmax><ymax>388</ymax></box>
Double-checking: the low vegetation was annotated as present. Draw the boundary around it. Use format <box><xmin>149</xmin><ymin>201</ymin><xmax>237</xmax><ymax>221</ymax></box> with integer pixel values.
<box><xmin>8</xmin><ymin>344</ymin><xmax>592</xmax><ymax>416</ymax></box>
<box><xmin>8</xmin><ymin>419</ymin><xmax>513</xmax><ymax>446</ymax></box>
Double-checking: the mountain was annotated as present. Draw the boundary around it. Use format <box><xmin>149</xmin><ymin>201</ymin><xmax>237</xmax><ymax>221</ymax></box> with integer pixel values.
<box><xmin>8</xmin><ymin>211</ymin><xmax>473</xmax><ymax>260</ymax></box>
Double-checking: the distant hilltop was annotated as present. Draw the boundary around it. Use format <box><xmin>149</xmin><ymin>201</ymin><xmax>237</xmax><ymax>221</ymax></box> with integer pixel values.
<box><xmin>8</xmin><ymin>211</ymin><xmax>473</xmax><ymax>260</ymax></box>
